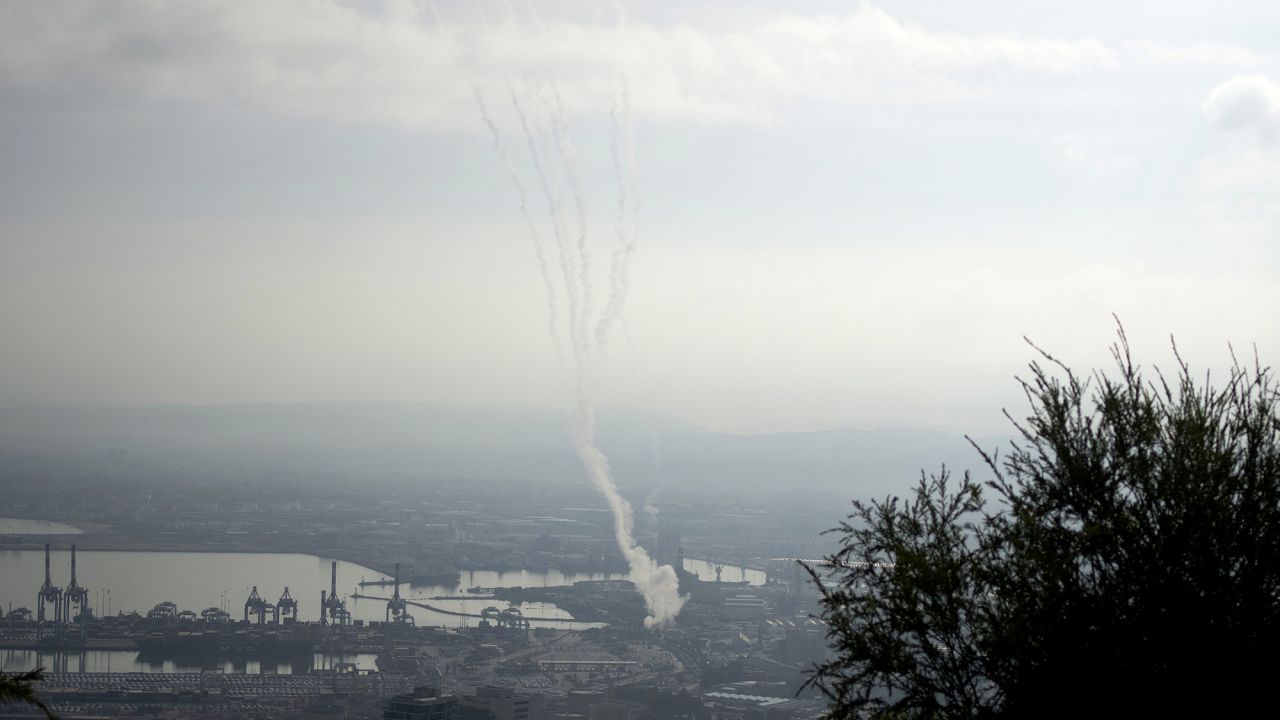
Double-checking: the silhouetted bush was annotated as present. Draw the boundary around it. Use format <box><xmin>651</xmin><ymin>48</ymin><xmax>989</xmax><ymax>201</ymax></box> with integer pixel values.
<box><xmin>0</xmin><ymin>668</ymin><xmax>54</xmax><ymax>718</ymax></box>
<box><xmin>808</xmin><ymin>327</ymin><xmax>1280</xmax><ymax>717</ymax></box>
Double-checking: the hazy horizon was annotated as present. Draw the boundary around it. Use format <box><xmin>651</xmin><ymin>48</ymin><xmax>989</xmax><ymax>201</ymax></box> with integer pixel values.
<box><xmin>3</xmin><ymin>0</ymin><xmax>1279</xmax><ymax>438</ymax></box>
<box><xmin>1</xmin><ymin>3</ymin><xmax>1278</xmax><ymax>709</ymax></box>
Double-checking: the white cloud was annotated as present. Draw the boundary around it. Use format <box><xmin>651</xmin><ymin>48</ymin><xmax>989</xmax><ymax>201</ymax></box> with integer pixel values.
<box><xmin>1197</xmin><ymin>75</ymin><xmax>1280</xmax><ymax>237</ymax></box>
<box><xmin>1204</xmin><ymin>74</ymin><xmax>1280</xmax><ymax>147</ymax></box>
<box><xmin>0</xmin><ymin>1</ymin><xmax>1265</xmax><ymax>130</ymax></box>
<box><xmin>618</xmin><ymin>238</ymin><xmax>1280</xmax><ymax>434</ymax></box>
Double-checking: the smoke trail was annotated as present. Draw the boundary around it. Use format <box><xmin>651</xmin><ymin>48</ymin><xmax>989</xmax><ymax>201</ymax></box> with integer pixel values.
<box><xmin>608</xmin><ymin>0</ymin><xmax>630</xmax><ymax>26</ymax></box>
<box><xmin>520</xmin><ymin>4</ymin><xmax>591</xmax><ymax>359</ymax></box>
<box><xmin>467</xmin><ymin>2</ymin><xmax>685</xmax><ymax>627</ymax></box>
<box><xmin>507</xmin><ymin>78</ymin><xmax>582</xmax><ymax>357</ymax></box>
<box><xmin>524</xmin><ymin>0</ymin><xmax>545</xmax><ymax>33</ymax></box>
<box><xmin>643</xmin><ymin>487</ymin><xmax>660</xmax><ymax>525</ymax></box>
<box><xmin>571</xmin><ymin>401</ymin><xmax>683</xmax><ymax>627</ymax></box>
<box><xmin>442</xmin><ymin>1</ymin><xmax>569</xmax><ymax>365</ymax></box>
<box><xmin>513</xmin><ymin>4</ymin><xmax>590</xmax><ymax>370</ymax></box>
<box><xmin>546</xmin><ymin>83</ymin><xmax>594</xmax><ymax>349</ymax></box>
<box><xmin>594</xmin><ymin>75</ymin><xmax>638</xmax><ymax>348</ymax></box>
<box><xmin>472</xmin><ymin>88</ymin><xmax>564</xmax><ymax>360</ymax></box>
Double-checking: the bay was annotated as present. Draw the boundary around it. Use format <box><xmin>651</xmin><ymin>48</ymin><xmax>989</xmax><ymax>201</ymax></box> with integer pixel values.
<box><xmin>0</xmin><ymin>548</ymin><xmax>617</xmax><ymax>629</ymax></box>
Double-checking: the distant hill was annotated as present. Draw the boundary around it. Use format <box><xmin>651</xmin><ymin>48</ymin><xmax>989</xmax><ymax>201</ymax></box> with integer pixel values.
<box><xmin>0</xmin><ymin>403</ymin><xmax>1002</xmax><ymax>497</ymax></box>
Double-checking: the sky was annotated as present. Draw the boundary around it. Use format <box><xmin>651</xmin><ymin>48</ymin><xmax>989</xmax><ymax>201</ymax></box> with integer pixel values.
<box><xmin>1</xmin><ymin>0</ymin><xmax>1278</xmax><ymax>436</ymax></box>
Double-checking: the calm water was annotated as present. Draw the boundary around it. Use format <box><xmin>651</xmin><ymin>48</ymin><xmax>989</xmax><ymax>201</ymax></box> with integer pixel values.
<box><xmin>0</xmin><ymin>649</ymin><xmax>378</xmax><ymax>675</ymax></box>
<box><xmin>683</xmin><ymin>558</ymin><xmax>767</xmax><ymax>585</ymax></box>
<box><xmin>0</xmin><ymin>548</ymin><xmax>618</xmax><ymax>629</ymax></box>
<box><xmin>0</xmin><ymin>517</ymin><xmax>83</xmax><ymax>535</ymax></box>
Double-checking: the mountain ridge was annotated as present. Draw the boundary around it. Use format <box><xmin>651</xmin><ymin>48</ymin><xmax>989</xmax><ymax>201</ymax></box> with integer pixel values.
<box><xmin>0</xmin><ymin>402</ymin><xmax>1004</xmax><ymax>496</ymax></box>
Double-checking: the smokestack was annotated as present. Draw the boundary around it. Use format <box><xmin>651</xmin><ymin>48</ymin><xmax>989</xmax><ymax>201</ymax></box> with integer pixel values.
<box><xmin>320</xmin><ymin>590</ymin><xmax>327</xmax><ymax>625</ymax></box>
<box><xmin>70</xmin><ymin>544</ymin><xmax>77</xmax><ymax>584</ymax></box>
<box><xmin>330</xmin><ymin>561</ymin><xmax>337</xmax><ymax>597</ymax></box>
<box><xmin>44</xmin><ymin>543</ymin><xmax>51</xmax><ymax>583</ymax></box>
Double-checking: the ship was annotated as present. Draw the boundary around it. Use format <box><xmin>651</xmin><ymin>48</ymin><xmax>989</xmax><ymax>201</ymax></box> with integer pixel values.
<box><xmin>135</xmin><ymin>628</ymin><xmax>314</xmax><ymax>662</ymax></box>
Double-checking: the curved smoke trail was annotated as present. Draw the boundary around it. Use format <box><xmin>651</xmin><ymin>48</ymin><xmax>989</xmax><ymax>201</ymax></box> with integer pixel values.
<box><xmin>507</xmin><ymin>79</ymin><xmax>583</xmax><ymax>361</ymax></box>
<box><xmin>473</xmin><ymin>87</ymin><xmax>563</xmax><ymax>362</ymax></box>
<box><xmin>461</xmin><ymin>5</ymin><xmax>685</xmax><ymax>628</ymax></box>
<box><xmin>546</xmin><ymin>84</ymin><xmax>594</xmax><ymax>347</ymax></box>
<box><xmin>595</xmin><ymin>75</ymin><xmax>638</xmax><ymax>348</ymax></box>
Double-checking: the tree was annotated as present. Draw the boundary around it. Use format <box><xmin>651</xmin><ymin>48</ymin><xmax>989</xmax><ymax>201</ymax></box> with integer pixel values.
<box><xmin>0</xmin><ymin>669</ymin><xmax>54</xmax><ymax>719</ymax></box>
<box><xmin>807</xmin><ymin>328</ymin><xmax>1280</xmax><ymax>718</ymax></box>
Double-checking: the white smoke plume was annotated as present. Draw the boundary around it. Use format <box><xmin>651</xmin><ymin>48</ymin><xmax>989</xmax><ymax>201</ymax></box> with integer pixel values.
<box><xmin>642</xmin><ymin>487</ymin><xmax>660</xmax><ymax>525</ymax></box>
<box><xmin>465</xmin><ymin>4</ymin><xmax>686</xmax><ymax>628</ymax></box>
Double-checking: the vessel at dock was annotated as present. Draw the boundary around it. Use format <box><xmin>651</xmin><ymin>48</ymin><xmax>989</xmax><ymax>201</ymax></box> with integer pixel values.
<box><xmin>135</xmin><ymin>628</ymin><xmax>314</xmax><ymax>662</ymax></box>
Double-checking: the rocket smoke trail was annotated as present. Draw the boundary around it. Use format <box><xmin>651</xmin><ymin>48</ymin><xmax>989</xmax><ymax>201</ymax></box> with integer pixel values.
<box><xmin>473</xmin><ymin>88</ymin><xmax>563</xmax><ymax>360</ymax></box>
<box><xmin>443</xmin><ymin>1</ymin><xmax>566</xmax><ymax>366</ymax></box>
<box><xmin>643</xmin><ymin>487</ymin><xmax>661</xmax><ymax>525</ymax></box>
<box><xmin>596</xmin><ymin>76</ymin><xmax>637</xmax><ymax>347</ymax></box>
<box><xmin>465</xmin><ymin>7</ymin><xmax>685</xmax><ymax>627</ymax></box>
<box><xmin>549</xmin><ymin>85</ymin><xmax>594</xmax><ymax>341</ymax></box>
<box><xmin>508</xmin><ymin>79</ymin><xmax>583</xmax><ymax>360</ymax></box>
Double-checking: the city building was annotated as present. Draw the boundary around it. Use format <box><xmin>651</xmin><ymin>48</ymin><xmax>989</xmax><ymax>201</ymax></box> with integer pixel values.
<box><xmin>723</xmin><ymin>594</ymin><xmax>768</xmax><ymax>620</ymax></box>
<box><xmin>461</xmin><ymin>685</ymin><xmax>541</xmax><ymax>720</ymax></box>
<box><xmin>384</xmin><ymin>686</ymin><xmax>460</xmax><ymax>720</ymax></box>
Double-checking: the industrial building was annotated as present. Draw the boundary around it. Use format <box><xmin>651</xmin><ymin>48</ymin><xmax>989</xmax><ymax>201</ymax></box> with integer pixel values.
<box><xmin>461</xmin><ymin>684</ymin><xmax>541</xmax><ymax>720</ymax></box>
<box><xmin>384</xmin><ymin>685</ymin><xmax>461</xmax><ymax>720</ymax></box>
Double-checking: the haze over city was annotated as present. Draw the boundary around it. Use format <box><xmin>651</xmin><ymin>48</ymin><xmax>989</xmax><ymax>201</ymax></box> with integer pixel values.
<box><xmin>2</xmin><ymin>3</ymin><xmax>1280</xmax><ymax>719</ymax></box>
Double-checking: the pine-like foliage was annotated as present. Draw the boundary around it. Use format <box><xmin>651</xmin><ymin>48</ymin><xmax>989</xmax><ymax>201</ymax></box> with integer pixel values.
<box><xmin>0</xmin><ymin>669</ymin><xmax>55</xmax><ymax>718</ymax></box>
<box><xmin>808</xmin><ymin>327</ymin><xmax>1280</xmax><ymax>718</ymax></box>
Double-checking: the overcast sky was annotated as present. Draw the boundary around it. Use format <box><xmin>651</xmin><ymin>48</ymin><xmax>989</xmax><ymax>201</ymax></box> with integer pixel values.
<box><xmin>1</xmin><ymin>0</ymin><xmax>1278</xmax><ymax>435</ymax></box>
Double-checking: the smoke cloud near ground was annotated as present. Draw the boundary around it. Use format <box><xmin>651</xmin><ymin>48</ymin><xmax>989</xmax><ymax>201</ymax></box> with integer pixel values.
<box><xmin>573</xmin><ymin>401</ymin><xmax>684</xmax><ymax>627</ymax></box>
